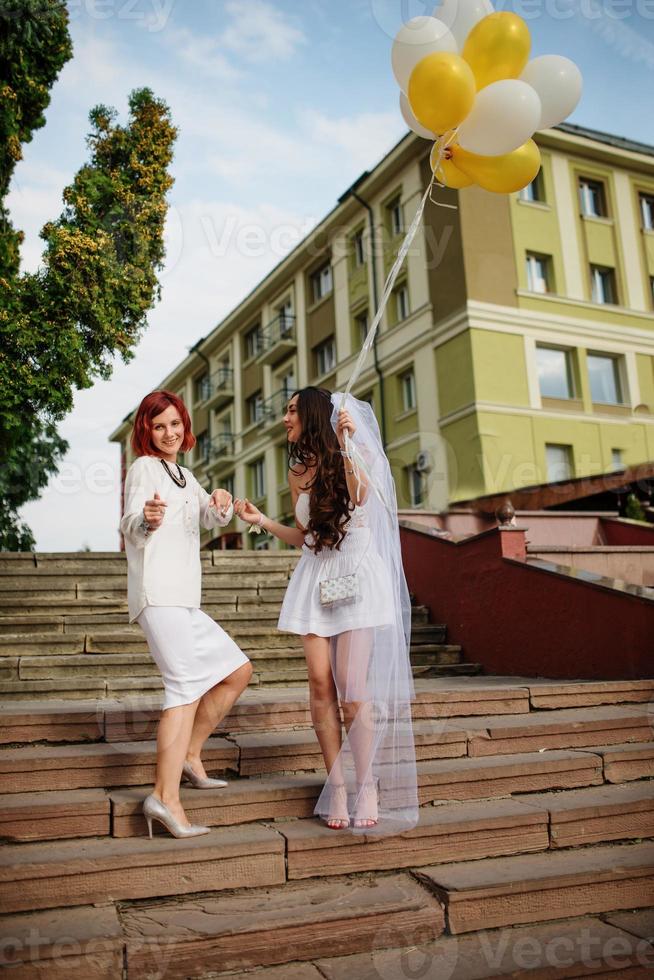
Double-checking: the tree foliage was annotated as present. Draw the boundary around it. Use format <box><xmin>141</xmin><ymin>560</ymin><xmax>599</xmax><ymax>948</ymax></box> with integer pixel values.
<box><xmin>0</xmin><ymin>0</ymin><xmax>177</xmax><ymax>550</ymax></box>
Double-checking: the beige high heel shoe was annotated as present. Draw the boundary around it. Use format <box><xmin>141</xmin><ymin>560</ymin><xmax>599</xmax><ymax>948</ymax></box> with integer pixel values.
<box><xmin>353</xmin><ymin>782</ymin><xmax>378</xmax><ymax>829</ymax></box>
<box><xmin>323</xmin><ymin>783</ymin><xmax>350</xmax><ymax>830</ymax></box>
<box><xmin>142</xmin><ymin>794</ymin><xmax>211</xmax><ymax>839</ymax></box>
<box><xmin>182</xmin><ymin>760</ymin><xmax>228</xmax><ymax>789</ymax></box>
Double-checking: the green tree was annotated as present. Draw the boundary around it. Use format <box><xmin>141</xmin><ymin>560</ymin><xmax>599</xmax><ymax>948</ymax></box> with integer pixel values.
<box><xmin>0</xmin><ymin>0</ymin><xmax>177</xmax><ymax>550</ymax></box>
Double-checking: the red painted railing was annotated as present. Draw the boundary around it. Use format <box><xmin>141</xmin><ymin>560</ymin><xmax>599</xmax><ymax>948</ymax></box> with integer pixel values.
<box><xmin>400</xmin><ymin>522</ymin><xmax>653</xmax><ymax>680</ymax></box>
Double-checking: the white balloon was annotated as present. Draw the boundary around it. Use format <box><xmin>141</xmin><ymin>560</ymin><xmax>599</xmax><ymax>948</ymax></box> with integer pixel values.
<box><xmin>432</xmin><ymin>0</ymin><xmax>494</xmax><ymax>51</ymax></box>
<box><xmin>458</xmin><ymin>79</ymin><xmax>542</xmax><ymax>156</ymax></box>
<box><xmin>399</xmin><ymin>92</ymin><xmax>436</xmax><ymax>140</ymax></box>
<box><xmin>520</xmin><ymin>55</ymin><xmax>583</xmax><ymax>129</ymax></box>
<box><xmin>391</xmin><ymin>16</ymin><xmax>457</xmax><ymax>92</ymax></box>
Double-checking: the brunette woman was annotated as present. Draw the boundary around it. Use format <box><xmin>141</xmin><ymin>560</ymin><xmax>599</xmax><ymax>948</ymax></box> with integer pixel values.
<box><xmin>120</xmin><ymin>390</ymin><xmax>252</xmax><ymax>839</ymax></box>
<box><xmin>235</xmin><ymin>387</ymin><xmax>418</xmax><ymax>836</ymax></box>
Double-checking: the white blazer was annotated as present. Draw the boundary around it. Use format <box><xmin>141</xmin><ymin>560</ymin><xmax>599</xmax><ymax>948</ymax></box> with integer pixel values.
<box><xmin>120</xmin><ymin>455</ymin><xmax>234</xmax><ymax>623</ymax></box>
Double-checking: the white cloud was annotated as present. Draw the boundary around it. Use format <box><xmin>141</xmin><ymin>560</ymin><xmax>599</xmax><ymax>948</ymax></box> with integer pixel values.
<box><xmin>300</xmin><ymin>108</ymin><xmax>406</xmax><ymax>172</ymax></box>
<box><xmin>220</xmin><ymin>0</ymin><xmax>307</xmax><ymax>63</ymax></box>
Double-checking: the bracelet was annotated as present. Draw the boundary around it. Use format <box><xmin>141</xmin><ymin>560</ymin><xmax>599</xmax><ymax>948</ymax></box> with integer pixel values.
<box><xmin>345</xmin><ymin>468</ymin><xmax>354</xmax><ymax>475</ymax></box>
<box><xmin>257</xmin><ymin>512</ymin><xmax>265</xmax><ymax>526</ymax></box>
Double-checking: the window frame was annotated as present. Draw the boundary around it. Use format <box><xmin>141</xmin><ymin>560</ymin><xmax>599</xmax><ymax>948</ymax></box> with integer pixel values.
<box><xmin>401</xmin><ymin>369</ymin><xmax>417</xmax><ymax>412</ymax></box>
<box><xmin>395</xmin><ymin>282</ymin><xmax>410</xmax><ymax>322</ymax></box>
<box><xmin>590</xmin><ymin>264</ymin><xmax>617</xmax><ymax>305</ymax></box>
<box><xmin>518</xmin><ymin>169</ymin><xmax>545</xmax><ymax>204</ymax></box>
<box><xmin>526</xmin><ymin>252</ymin><xmax>553</xmax><ymax>294</ymax></box>
<box><xmin>587</xmin><ymin>351</ymin><xmax>624</xmax><ymax>406</ymax></box>
<box><xmin>639</xmin><ymin>192</ymin><xmax>654</xmax><ymax>231</ymax></box>
<box><xmin>545</xmin><ymin>443</ymin><xmax>574</xmax><ymax>483</ymax></box>
<box><xmin>244</xmin><ymin>324</ymin><xmax>263</xmax><ymax>361</ymax></box>
<box><xmin>405</xmin><ymin>464</ymin><xmax>423</xmax><ymax>507</ymax></box>
<box><xmin>246</xmin><ymin>390</ymin><xmax>265</xmax><ymax>425</ymax></box>
<box><xmin>579</xmin><ymin>177</ymin><xmax>608</xmax><ymax>218</ymax></box>
<box><xmin>310</xmin><ymin>262</ymin><xmax>333</xmax><ymax>304</ymax></box>
<box><xmin>250</xmin><ymin>457</ymin><xmax>266</xmax><ymax>500</ymax></box>
<box><xmin>535</xmin><ymin>345</ymin><xmax>576</xmax><ymax>400</ymax></box>
<box><xmin>388</xmin><ymin>197</ymin><xmax>404</xmax><ymax>236</ymax></box>
<box><xmin>314</xmin><ymin>336</ymin><xmax>337</xmax><ymax>377</ymax></box>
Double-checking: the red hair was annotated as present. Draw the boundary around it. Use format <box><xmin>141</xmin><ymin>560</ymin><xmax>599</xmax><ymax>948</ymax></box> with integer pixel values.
<box><xmin>130</xmin><ymin>390</ymin><xmax>196</xmax><ymax>457</ymax></box>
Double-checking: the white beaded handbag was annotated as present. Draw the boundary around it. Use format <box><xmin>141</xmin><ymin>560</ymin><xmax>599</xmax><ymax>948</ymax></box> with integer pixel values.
<box><xmin>318</xmin><ymin>534</ymin><xmax>370</xmax><ymax>607</ymax></box>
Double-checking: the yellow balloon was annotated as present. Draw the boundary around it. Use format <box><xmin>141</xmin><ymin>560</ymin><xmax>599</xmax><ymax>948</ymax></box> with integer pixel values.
<box><xmin>408</xmin><ymin>52</ymin><xmax>476</xmax><ymax>135</ymax></box>
<box><xmin>430</xmin><ymin>145</ymin><xmax>474</xmax><ymax>188</ymax></box>
<box><xmin>450</xmin><ymin>139</ymin><xmax>541</xmax><ymax>194</ymax></box>
<box><xmin>462</xmin><ymin>12</ymin><xmax>531</xmax><ymax>91</ymax></box>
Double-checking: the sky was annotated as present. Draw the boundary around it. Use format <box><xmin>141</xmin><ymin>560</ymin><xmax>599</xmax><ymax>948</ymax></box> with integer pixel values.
<box><xmin>10</xmin><ymin>0</ymin><xmax>654</xmax><ymax>551</ymax></box>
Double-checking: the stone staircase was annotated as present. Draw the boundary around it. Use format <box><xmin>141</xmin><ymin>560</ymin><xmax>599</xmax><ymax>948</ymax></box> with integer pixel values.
<box><xmin>0</xmin><ymin>676</ymin><xmax>652</xmax><ymax>976</ymax></box>
<box><xmin>0</xmin><ymin>552</ymin><xmax>481</xmax><ymax>700</ymax></box>
<box><xmin>0</xmin><ymin>553</ymin><xmax>653</xmax><ymax>977</ymax></box>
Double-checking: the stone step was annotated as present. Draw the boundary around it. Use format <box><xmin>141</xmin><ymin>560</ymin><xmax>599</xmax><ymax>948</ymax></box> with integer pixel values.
<box><xmin>510</xmin><ymin>780</ymin><xmax>654</xmax><ymax>848</ymax></box>
<box><xmin>0</xmin><ymin>736</ymin><xmax>238</xmax><ymax>794</ymax></box>
<box><xmin>529</xmin><ymin>678</ymin><xmax>654</xmax><ymax>709</ymax></box>
<box><xmin>1</xmin><ymin>677</ymin><xmax>644</xmax><ymax>745</ymax></box>
<box><xmin>578</xmin><ymin>740</ymin><xmax>654</xmax><ymax>783</ymax></box>
<box><xmin>9</xmin><ymin>772</ymin><xmax>648</xmax><ymax>851</ymax></box>
<box><xmin>0</xmin><ymin>822</ymin><xmax>286</xmax><ymax>914</ymax></box>
<box><xmin>308</xmin><ymin>913</ymin><xmax>654</xmax><ymax>979</ymax></box>
<box><xmin>0</xmin><ymin>873</ymin><xmax>442</xmax><ymax>977</ymax></box>
<box><xmin>453</xmin><ymin>704</ymin><xmax>653</xmax><ymax>757</ymax></box>
<box><xmin>414</xmin><ymin>841</ymin><xmax>654</xmax><ymax>934</ymax></box>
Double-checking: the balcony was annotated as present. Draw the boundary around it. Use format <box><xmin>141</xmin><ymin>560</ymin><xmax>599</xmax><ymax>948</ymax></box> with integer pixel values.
<box><xmin>201</xmin><ymin>367</ymin><xmax>234</xmax><ymax>411</ymax></box>
<box><xmin>256</xmin><ymin>314</ymin><xmax>296</xmax><ymax>366</ymax></box>
<box><xmin>259</xmin><ymin>389</ymin><xmax>291</xmax><ymax>436</ymax></box>
<box><xmin>208</xmin><ymin>432</ymin><xmax>235</xmax><ymax>468</ymax></box>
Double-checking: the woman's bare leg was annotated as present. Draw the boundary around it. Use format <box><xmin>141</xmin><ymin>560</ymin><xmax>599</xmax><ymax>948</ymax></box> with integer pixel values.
<box><xmin>186</xmin><ymin>662</ymin><xmax>253</xmax><ymax>777</ymax></box>
<box><xmin>334</xmin><ymin>629</ymin><xmax>377</xmax><ymax>827</ymax></box>
<box><xmin>152</xmin><ymin>700</ymin><xmax>201</xmax><ymax>827</ymax></box>
<box><xmin>303</xmin><ymin>633</ymin><xmax>343</xmax><ymax>776</ymax></box>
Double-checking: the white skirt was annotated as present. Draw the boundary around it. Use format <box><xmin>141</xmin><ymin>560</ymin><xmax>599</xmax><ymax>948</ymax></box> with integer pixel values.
<box><xmin>136</xmin><ymin>606</ymin><xmax>250</xmax><ymax>710</ymax></box>
<box><xmin>278</xmin><ymin>526</ymin><xmax>395</xmax><ymax>637</ymax></box>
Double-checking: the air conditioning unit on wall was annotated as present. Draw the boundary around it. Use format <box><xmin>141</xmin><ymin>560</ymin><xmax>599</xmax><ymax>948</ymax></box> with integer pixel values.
<box><xmin>415</xmin><ymin>450</ymin><xmax>433</xmax><ymax>474</ymax></box>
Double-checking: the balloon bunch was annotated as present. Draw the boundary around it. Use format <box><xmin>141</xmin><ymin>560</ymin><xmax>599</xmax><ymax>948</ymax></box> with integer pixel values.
<box><xmin>394</xmin><ymin>0</ymin><xmax>582</xmax><ymax>193</ymax></box>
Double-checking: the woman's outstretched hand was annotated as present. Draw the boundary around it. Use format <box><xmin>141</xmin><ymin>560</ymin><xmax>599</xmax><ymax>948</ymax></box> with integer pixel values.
<box><xmin>208</xmin><ymin>488</ymin><xmax>232</xmax><ymax>517</ymax></box>
<box><xmin>143</xmin><ymin>491</ymin><xmax>167</xmax><ymax>529</ymax></box>
<box><xmin>336</xmin><ymin>408</ymin><xmax>355</xmax><ymax>447</ymax></box>
<box><xmin>234</xmin><ymin>498</ymin><xmax>263</xmax><ymax>526</ymax></box>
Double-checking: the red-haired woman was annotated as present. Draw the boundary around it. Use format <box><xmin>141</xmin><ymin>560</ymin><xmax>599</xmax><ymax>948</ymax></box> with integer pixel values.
<box><xmin>120</xmin><ymin>390</ymin><xmax>252</xmax><ymax>839</ymax></box>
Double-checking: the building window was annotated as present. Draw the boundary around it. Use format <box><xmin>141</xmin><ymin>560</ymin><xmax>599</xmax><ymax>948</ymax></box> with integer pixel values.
<box><xmin>640</xmin><ymin>193</ymin><xmax>654</xmax><ymax>231</ymax></box>
<box><xmin>223</xmin><ymin>474</ymin><xmax>235</xmax><ymax>498</ymax></box>
<box><xmin>353</xmin><ymin>228</ymin><xmax>366</xmax><ymax>267</ymax></box>
<box><xmin>246</xmin><ymin>390</ymin><xmax>265</xmax><ymax>425</ymax></box>
<box><xmin>590</xmin><ymin>265</ymin><xmax>617</xmax><ymax>305</ymax></box>
<box><xmin>611</xmin><ymin>448</ymin><xmax>623</xmax><ymax>471</ymax></box>
<box><xmin>579</xmin><ymin>178</ymin><xmax>607</xmax><ymax>218</ymax></box>
<box><xmin>536</xmin><ymin>346</ymin><xmax>575</xmax><ymax>399</ymax></box>
<box><xmin>395</xmin><ymin>283</ymin><xmax>410</xmax><ymax>322</ymax></box>
<box><xmin>253</xmin><ymin>534</ymin><xmax>270</xmax><ymax>551</ymax></box>
<box><xmin>196</xmin><ymin>430</ymin><xmax>209</xmax><ymax>462</ymax></box>
<box><xmin>526</xmin><ymin>252</ymin><xmax>552</xmax><ymax>294</ymax></box>
<box><xmin>277</xmin><ymin>298</ymin><xmax>293</xmax><ymax>335</ymax></box>
<box><xmin>278</xmin><ymin>366</ymin><xmax>296</xmax><ymax>399</ymax></box>
<box><xmin>406</xmin><ymin>464</ymin><xmax>423</xmax><ymax>506</ymax></box>
<box><xmin>519</xmin><ymin>170</ymin><xmax>545</xmax><ymax>203</ymax></box>
<box><xmin>545</xmin><ymin>444</ymin><xmax>574</xmax><ymax>483</ymax></box>
<box><xmin>310</xmin><ymin>263</ymin><xmax>333</xmax><ymax>304</ymax></box>
<box><xmin>401</xmin><ymin>370</ymin><xmax>416</xmax><ymax>411</ymax></box>
<box><xmin>388</xmin><ymin>196</ymin><xmax>404</xmax><ymax>236</ymax></box>
<box><xmin>354</xmin><ymin>309</ymin><xmax>369</xmax><ymax>346</ymax></box>
<box><xmin>194</xmin><ymin>372</ymin><xmax>210</xmax><ymax>403</ymax></box>
<box><xmin>315</xmin><ymin>337</ymin><xmax>336</xmax><ymax>377</ymax></box>
<box><xmin>244</xmin><ymin>324</ymin><xmax>263</xmax><ymax>360</ymax></box>
<box><xmin>250</xmin><ymin>457</ymin><xmax>266</xmax><ymax>500</ymax></box>
<box><xmin>587</xmin><ymin>353</ymin><xmax>623</xmax><ymax>405</ymax></box>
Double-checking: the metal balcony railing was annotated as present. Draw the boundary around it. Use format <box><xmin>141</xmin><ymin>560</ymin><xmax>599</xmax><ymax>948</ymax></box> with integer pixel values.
<box><xmin>198</xmin><ymin>367</ymin><xmax>234</xmax><ymax>404</ymax></box>
<box><xmin>209</xmin><ymin>432</ymin><xmax>235</xmax><ymax>462</ymax></box>
<box><xmin>258</xmin><ymin>314</ymin><xmax>296</xmax><ymax>357</ymax></box>
<box><xmin>259</xmin><ymin>388</ymin><xmax>293</xmax><ymax>426</ymax></box>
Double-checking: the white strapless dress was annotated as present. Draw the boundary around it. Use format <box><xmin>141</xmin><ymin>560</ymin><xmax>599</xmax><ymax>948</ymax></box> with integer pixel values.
<box><xmin>277</xmin><ymin>493</ymin><xmax>395</xmax><ymax>637</ymax></box>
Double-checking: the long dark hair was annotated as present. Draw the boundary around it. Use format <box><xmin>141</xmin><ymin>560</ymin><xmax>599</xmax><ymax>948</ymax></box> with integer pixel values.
<box><xmin>288</xmin><ymin>387</ymin><xmax>352</xmax><ymax>553</ymax></box>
